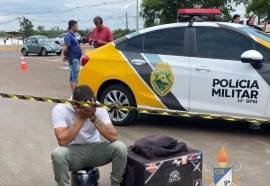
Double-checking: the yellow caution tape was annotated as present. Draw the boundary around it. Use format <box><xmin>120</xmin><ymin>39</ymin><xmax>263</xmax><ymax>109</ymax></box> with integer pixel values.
<box><xmin>0</xmin><ymin>92</ymin><xmax>269</xmax><ymax>124</ymax></box>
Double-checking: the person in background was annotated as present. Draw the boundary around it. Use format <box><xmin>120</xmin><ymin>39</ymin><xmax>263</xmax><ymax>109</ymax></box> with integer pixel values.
<box><xmin>231</xmin><ymin>14</ymin><xmax>240</xmax><ymax>24</ymax></box>
<box><xmin>246</xmin><ymin>17</ymin><xmax>268</xmax><ymax>32</ymax></box>
<box><xmin>89</xmin><ymin>16</ymin><xmax>114</xmax><ymax>48</ymax></box>
<box><xmin>63</xmin><ymin>20</ymin><xmax>82</xmax><ymax>91</ymax></box>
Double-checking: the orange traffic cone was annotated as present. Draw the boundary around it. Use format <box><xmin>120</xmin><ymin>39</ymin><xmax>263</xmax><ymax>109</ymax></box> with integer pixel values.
<box><xmin>20</xmin><ymin>53</ymin><xmax>28</xmax><ymax>71</ymax></box>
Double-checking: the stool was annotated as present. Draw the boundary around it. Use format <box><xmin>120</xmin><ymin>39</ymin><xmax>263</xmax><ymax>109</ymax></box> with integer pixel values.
<box><xmin>71</xmin><ymin>167</ymin><xmax>99</xmax><ymax>186</ymax></box>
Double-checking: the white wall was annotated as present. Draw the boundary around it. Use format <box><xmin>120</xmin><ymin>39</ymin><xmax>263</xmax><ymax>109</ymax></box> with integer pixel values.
<box><xmin>0</xmin><ymin>38</ymin><xmax>23</xmax><ymax>46</ymax></box>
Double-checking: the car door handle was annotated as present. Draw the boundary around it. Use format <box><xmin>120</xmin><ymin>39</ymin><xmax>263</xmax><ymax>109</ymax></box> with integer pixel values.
<box><xmin>130</xmin><ymin>59</ymin><xmax>146</xmax><ymax>65</ymax></box>
<box><xmin>195</xmin><ymin>66</ymin><xmax>212</xmax><ymax>72</ymax></box>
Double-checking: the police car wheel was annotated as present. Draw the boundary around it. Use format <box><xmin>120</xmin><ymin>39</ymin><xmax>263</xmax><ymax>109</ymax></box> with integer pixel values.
<box><xmin>100</xmin><ymin>84</ymin><xmax>137</xmax><ymax>126</ymax></box>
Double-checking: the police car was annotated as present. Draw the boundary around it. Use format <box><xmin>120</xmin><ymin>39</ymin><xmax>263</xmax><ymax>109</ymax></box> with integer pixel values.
<box><xmin>79</xmin><ymin>9</ymin><xmax>270</xmax><ymax>125</ymax></box>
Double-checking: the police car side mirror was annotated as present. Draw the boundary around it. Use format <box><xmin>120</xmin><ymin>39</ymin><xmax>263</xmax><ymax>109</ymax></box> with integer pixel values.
<box><xmin>241</xmin><ymin>50</ymin><xmax>263</xmax><ymax>64</ymax></box>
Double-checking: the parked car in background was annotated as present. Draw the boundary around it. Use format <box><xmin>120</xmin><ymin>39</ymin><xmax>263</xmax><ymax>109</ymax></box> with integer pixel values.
<box><xmin>54</xmin><ymin>32</ymin><xmax>81</xmax><ymax>45</ymax></box>
<box><xmin>21</xmin><ymin>35</ymin><xmax>62</xmax><ymax>56</ymax></box>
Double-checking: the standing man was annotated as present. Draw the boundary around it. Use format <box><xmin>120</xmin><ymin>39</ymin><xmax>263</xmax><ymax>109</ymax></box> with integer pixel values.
<box><xmin>89</xmin><ymin>16</ymin><xmax>114</xmax><ymax>48</ymax></box>
<box><xmin>51</xmin><ymin>85</ymin><xmax>127</xmax><ymax>186</ymax></box>
<box><xmin>63</xmin><ymin>20</ymin><xmax>82</xmax><ymax>91</ymax></box>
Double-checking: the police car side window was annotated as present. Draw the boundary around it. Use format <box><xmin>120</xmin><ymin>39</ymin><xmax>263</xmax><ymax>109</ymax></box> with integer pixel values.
<box><xmin>196</xmin><ymin>28</ymin><xmax>253</xmax><ymax>60</ymax></box>
<box><xmin>144</xmin><ymin>28</ymin><xmax>185</xmax><ymax>56</ymax></box>
<box><xmin>127</xmin><ymin>35</ymin><xmax>144</xmax><ymax>53</ymax></box>
<box><xmin>254</xmin><ymin>43</ymin><xmax>270</xmax><ymax>63</ymax></box>
<box><xmin>115</xmin><ymin>41</ymin><xmax>127</xmax><ymax>51</ymax></box>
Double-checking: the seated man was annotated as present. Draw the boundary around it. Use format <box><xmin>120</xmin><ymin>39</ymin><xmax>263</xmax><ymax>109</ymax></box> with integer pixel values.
<box><xmin>51</xmin><ymin>85</ymin><xmax>127</xmax><ymax>186</ymax></box>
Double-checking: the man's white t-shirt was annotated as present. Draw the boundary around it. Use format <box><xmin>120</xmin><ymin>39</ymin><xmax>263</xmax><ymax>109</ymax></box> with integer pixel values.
<box><xmin>52</xmin><ymin>104</ymin><xmax>111</xmax><ymax>145</ymax></box>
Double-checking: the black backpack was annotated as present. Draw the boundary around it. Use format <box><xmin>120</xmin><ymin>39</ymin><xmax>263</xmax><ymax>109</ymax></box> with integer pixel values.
<box><xmin>132</xmin><ymin>134</ymin><xmax>188</xmax><ymax>159</ymax></box>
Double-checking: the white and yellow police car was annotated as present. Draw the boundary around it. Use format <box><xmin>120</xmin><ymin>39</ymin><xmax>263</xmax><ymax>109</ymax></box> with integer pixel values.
<box><xmin>79</xmin><ymin>9</ymin><xmax>270</xmax><ymax>125</ymax></box>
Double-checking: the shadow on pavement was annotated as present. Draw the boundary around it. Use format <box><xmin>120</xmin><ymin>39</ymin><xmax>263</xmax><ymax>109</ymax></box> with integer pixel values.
<box><xmin>131</xmin><ymin>114</ymin><xmax>270</xmax><ymax>136</ymax></box>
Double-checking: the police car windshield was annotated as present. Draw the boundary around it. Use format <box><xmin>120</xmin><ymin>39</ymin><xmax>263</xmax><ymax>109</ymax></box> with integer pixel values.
<box><xmin>240</xmin><ymin>27</ymin><xmax>270</xmax><ymax>43</ymax></box>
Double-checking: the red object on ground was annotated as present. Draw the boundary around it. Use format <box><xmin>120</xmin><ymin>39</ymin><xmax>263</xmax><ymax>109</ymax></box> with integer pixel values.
<box><xmin>20</xmin><ymin>53</ymin><xmax>28</xmax><ymax>71</ymax></box>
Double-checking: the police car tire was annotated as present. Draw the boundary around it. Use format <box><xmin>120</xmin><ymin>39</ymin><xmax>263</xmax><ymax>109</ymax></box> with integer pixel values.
<box><xmin>100</xmin><ymin>84</ymin><xmax>137</xmax><ymax>126</ymax></box>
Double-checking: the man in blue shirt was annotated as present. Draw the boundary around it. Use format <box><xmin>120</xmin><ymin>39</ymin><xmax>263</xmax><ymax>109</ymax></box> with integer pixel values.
<box><xmin>63</xmin><ymin>20</ymin><xmax>82</xmax><ymax>91</ymax></box>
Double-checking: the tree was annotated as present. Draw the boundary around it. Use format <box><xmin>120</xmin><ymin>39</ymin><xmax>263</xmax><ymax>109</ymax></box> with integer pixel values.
<box><xmin>234</xmin><ymin>0</ymin><xmax>249</xmax><ymax>6</ymax></box>
<box><xmin>113</xmin><ymin>29</ymin><xmax>136</xmax><ymax>39</ymax></box>
<box><xmin>140</xmin><ymin>0</ymin><xmax>233</xmax><ymax>28</ymax></box>
<box><xmin>19</xmin><ymin>17</ymin><xmax>34</xmax><ymax>38</ymax></box>
<box><xmin>234</xmin><ymin>0</ymin><xmax>270</xmax><ymax>24</ymax></box>
<box><xmin>77</xmin><ymin>30</ymin><xmax>87</xmax><ymax>37</ymax></box>
<box><xmin>0</xmin><ymin>31</ymin><xmax>10</xmax><ymax>38</ymax></box>
<box><xmin>51</xmin><ymin>26</ymin><xmax>60</xmax><ymax>31</ymax></box>
<box><xmin>37</xmin><ymin>25</ymin><xmax>45</xmax><ymax>31</ymax></box>
<box><xmin>246</xmin><ymin>0</ymin><xmax>269</xmax><ymax>24</ymax></box>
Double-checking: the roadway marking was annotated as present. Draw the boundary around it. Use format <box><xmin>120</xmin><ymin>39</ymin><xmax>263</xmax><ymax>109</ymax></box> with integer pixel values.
<box><xmin>25</xmin><ymin>56</ymin><xmax>63</xmax><ymax>62</ymax></box>
<box><xmin>59</xmin><ymin>66</ymin><xmax>83</xmax><ymax>70</ymax></box>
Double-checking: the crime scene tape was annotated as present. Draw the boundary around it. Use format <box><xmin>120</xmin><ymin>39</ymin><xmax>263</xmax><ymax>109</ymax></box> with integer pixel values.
<box><xmin>0</xmin><ymin>92</ymin><xmax>269</xmax><ymax>124</ymax></box>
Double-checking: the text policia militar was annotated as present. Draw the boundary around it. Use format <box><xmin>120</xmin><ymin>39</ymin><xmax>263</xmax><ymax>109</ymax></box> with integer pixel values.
<box><xmin>212</xmin><ymin>79</ymin><xmax>259</xmax><ymax>104</ymax></box>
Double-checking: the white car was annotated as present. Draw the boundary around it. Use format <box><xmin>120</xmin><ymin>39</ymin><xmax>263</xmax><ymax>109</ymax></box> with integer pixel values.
<box><xmin>79</xmin><ymin>21</ymin><xmax>270</xmax><ymax>126</ymax></box>
<box><xmin>54</xmin><ymin>32</ymin><xmax>81</xmax><ymax>45</ymax></box>
<box><xmin>79</xmin><ymin>9</ymin><xmax>270</xmax><ymax>126</ymax></box>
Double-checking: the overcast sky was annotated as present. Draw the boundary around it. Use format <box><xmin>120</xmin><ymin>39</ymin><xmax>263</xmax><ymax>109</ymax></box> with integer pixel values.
<box><xmin>0</xmin><ymin>0</ymin><xmax>143</xmax><ymax>31</ymax></box>
<box><xmin>0</xmin><ymin>0</ymin><xmax>245</xmax><ymax>32</ymax></box>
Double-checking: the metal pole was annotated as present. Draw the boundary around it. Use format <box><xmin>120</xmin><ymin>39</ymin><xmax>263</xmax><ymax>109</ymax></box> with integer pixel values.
<box><xmin>136</xmin><ymin>0</ymin><xmax>139</xmax><ymax>30</ymax></box>
<box><xmin>126</xmin><ymin>12</ymin><xmax>128</xmax><ymax>30</ymax></box>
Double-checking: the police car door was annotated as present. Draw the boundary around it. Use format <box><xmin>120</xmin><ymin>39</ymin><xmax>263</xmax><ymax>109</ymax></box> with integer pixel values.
<box><xmin>122</xmin><ymin>26</ymin><xmax>191</xmax><ymax>111</ymax></box>
<box><xmin>189</xmin><ymin>26</ymin><xmax>269</xmax><ymax>118</ymax></box>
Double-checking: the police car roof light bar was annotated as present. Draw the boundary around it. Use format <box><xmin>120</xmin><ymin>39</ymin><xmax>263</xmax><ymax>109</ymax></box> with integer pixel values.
<box><xmin>178</xmin><ymin>9</ymin><xmax>221</xmax><ymax>16</ymax></box>
<box><xmin>177</xmin><ymin>9</ymin><xmax>222</xmax><ymax>23</ymax></box>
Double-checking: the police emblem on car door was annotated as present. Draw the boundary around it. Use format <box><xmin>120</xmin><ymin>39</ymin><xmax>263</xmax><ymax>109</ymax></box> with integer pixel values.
<box><xmin>150</xmin><ymin>61</ymin><xmax>174</xmax><ymax>97</ymax></box>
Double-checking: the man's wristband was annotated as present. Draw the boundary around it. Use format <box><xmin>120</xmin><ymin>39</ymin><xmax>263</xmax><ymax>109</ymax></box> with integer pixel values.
<box><xmin>90</xmin><ymin>115</ymin><xmax>97</xmax><ymax>123</ymax></box>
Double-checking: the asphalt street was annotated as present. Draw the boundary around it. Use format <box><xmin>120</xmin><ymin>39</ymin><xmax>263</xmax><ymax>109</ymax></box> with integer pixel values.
<box><xmin>0</xmin><ymin>51</ymin><xmax>270</xmax><ymax>186</ymax></box>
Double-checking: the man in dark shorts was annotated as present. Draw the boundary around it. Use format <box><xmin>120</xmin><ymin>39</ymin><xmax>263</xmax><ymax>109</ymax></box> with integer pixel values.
<box><xmin>63</xmin><ymin>20</ymin><xmax>82</xmax><ymax>91</ymax></box>
<box><xmin>89</xmin><ymin>16</ymin><xmax>114</xmax><ymax>48</ymax></box>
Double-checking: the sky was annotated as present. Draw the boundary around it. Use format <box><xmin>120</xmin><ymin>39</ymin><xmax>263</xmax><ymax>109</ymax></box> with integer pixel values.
<box><xmin>0</xmin><ymin>0</ymin><xmax>144</xmax><ymax>31</ymax></box>
<box><xmin>0</xmin><ymin>0</ymin><xmax>246</xmax><ymax>32</ymax></box>
<box><xmin>232</xmin><ymin>3</ymin><xmax>246</xmax><ymax>20</ymax></box>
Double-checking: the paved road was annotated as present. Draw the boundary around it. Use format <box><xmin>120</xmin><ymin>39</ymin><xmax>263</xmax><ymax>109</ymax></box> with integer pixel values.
<box><xmin>0</xmin><ymin>51</ymin><xmax>270</xmax><ymax>186</ymax></box>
